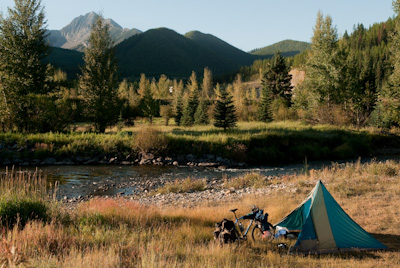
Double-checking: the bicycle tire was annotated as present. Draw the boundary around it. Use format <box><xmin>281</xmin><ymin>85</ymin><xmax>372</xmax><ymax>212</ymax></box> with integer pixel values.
<box><xmin>252</xmin><ymin>224</ymin><xmax>275</xmax><ymax>243</ymax></box>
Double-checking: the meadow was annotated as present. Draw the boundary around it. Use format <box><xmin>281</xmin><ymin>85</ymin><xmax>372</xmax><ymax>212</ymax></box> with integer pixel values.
<box><xmin>1</xmin><ymin>121</ymin><xmax>399</xmax><ymax>165</ymax></box>
<box><xmin>0</xmin><ymin>159</ymin><xmax>399</xmax><ymax>267</ymax></box>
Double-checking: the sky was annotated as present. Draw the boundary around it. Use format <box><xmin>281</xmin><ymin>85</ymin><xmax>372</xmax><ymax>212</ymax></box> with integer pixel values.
<box><xmin>0</xmin><ymin>0</ymin><xmax>395</xmax><ymax>52</ymax></box>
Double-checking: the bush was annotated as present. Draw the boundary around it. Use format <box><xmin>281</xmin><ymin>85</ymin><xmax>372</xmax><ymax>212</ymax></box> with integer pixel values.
<box><xmin>0</xmin><ymin>198</ymin><xmax>48</xmax><ymax>228</ymax></box>
<box><xmin>134</xmin><ymin>127</ymin><xmax>168</xmax><ymax>155</ymax></box>
<box><xmin>155</xmin><ymin>178</ymin><xmax>206</xmax><ymax>194</ymax></box>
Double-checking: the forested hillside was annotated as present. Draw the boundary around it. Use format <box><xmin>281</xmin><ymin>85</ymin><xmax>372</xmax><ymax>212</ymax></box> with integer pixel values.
<box><xmin>250</xmin><ymin>39</ymin><xmax>311</xmax><ymax>57</ymax></box>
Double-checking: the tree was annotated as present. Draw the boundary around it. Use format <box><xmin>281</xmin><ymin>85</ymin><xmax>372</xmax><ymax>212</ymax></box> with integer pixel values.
<box><xmin>258</xmin><ymin>52</ymin><xmax>293</xmax><ymax>121</ymax></box>
<box><xmin>264</xmin><ymin>52</ymin><xmax>293</xmax><ymax>103</ymax></box>
<box><xmin>375</xmin><ymin>0</ymin><xmax>400</xmax><ymax>126</ymax></box>
<box><xmin>160</xmin><ymin>105</ymin><xmax>174</xmax><ymax>126</ymax></box>
<box><xmin>0</xmin><ymin>0</ymin><xmax>52</xmax><ymax>132</ymax></box>
<box><xmin>174</xmin><ymin>94</ymin><xmax>183</xmax><ymax>126</ymax></box>
<box><xmin>140</xmin><ymin>84</ymin><xmax>159</xmax><ymax>124</ymax></box>
<box><xmin>194</xmin><ymin>99</ymin><xmax>209</xmax><ymax>125</ymax></box>
<box><xmin>79</xmin><ymin>15</ymin><xmax>119</xmax><ymax>133</ymax></box>
<box><xmin>293</xmin><ymin>11</ymin><xmax>347</xmax><ymax>123</ymax></box>
<box><xmin>202</xmin><ymin>67</ymin><xmax>213</xmax><ymax>99</ymax></box>
<box><xmin>181</xmin><ymin>72</ymin><xmax>199</xmax><ymax>126</ymax></box>
<box><xmin>214</xmin><ymin>88</ymin><xmax>237</xmax><ymax>131</ymax></box>
<box><xmin>257</xmin><ymin>84</ymin><xmax>273</xmax><ymax>122</ymax></box>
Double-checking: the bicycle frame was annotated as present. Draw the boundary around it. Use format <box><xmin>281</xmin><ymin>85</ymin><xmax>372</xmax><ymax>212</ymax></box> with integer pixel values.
<box><xmin>235</xmin><ymin>218</ymin><xmax>254</xmax><ymax>239</ymax></box>
<box><xmin>231</xmin><ymin>209</ymin><xmax>255</xmax><ymax>240</ymax></box>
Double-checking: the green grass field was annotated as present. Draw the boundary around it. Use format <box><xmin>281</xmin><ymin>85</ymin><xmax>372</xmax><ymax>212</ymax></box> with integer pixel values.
<box><xmin>1</xmin><ymin>121</ymin><xmax>399</xmax><ymax>165</ymax></box>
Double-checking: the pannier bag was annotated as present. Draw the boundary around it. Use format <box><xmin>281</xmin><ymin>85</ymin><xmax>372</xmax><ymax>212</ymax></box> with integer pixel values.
<box><xmin>214</xmin><ymin>219</ymin><xmax>237</xmax><ymax>243</ymax></box>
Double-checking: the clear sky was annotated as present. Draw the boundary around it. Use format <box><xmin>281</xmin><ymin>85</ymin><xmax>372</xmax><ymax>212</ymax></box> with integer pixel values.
<box><xmin>0</xmin><ymin>0</ymin><xmax>395</xmax><ymax>51</ymax></box>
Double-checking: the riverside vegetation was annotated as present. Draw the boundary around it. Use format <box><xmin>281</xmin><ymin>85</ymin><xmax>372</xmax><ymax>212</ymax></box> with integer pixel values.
<box><xmin>0</xmin><ymin>160</ymin><xmax>399</xmax><ymax>267</ymax></box>
<box><xmin>1</xmin><ymin>121</ymin><xmax>400</xmax><ymax>167</ymax></box>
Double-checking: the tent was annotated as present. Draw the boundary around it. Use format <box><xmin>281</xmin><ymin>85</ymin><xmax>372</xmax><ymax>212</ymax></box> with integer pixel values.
<box><xmin>274</xmin><ymin>180</ymin><xmax>387</xmax><ymax>253</ymax></box>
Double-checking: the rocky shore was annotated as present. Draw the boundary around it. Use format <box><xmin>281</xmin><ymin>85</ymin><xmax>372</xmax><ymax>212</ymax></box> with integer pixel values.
<box><xmin>1</xmin><ymin>151</ymin><xmax>247</xmax><ymax>169</ymax></box>
<box><xmin>61</xmin><ymin>173</ymin><xmax>296</xmax><ymax>210</ymax></box>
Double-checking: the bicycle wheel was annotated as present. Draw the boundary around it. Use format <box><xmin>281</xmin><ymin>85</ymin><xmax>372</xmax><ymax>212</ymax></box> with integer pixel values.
<box><xmin>252</xmin><ymin>224</ymin><xmax>275</xmax><ymax>243</ymax></box>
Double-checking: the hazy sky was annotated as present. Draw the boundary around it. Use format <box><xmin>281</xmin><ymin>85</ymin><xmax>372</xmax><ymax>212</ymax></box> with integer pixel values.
<box><xmin>0</xmin><ymin>0</ymin><xmax>395</xmax><ymax>51</ymax></box>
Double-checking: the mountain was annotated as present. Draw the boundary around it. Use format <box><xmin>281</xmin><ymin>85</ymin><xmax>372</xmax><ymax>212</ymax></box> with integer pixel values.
<box><xmin>250</xmin><ymin>40</ymin><xmax>311</xmax><ymax>57</ymax></box>
<box><xmin>115</xmin><ymin>28</ymin><xmax>265</xmax><ymax>79</ymax></box>
<box><xmin>45</xmin><ymin>47</ymin><xmax>84</xmax><ymax>79</ymax></box>
<box><xmin>184</xmin><ymin>31</ymin><xmax>261</xmax><ymax>67</ymax></box>
<box><xmin>46</xmin><ymin>12</ymin><xmax>141</xmax><ymax>51</ymax></box>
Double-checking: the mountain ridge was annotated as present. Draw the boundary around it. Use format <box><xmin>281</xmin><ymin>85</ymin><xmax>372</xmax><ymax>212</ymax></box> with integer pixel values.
<box><xmin>46</xmin><ymin>12</ymin><xmax>142</xmax><ymax>51</ymax></box>
<box><xmin>250</xmin><ymin>39</ymin><xmax>311</xmax><ymax>57</ymax></box>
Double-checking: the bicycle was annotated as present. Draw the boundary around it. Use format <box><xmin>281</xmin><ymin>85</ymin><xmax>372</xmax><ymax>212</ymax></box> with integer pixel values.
<box><xmin>230</xmin><ymin>205</ymin><xmax>275</xmax><ymax>244</ymax></box>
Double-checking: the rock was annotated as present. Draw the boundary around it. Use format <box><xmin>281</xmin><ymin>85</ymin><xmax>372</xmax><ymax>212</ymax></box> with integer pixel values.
<box><xmin>140</xmin><ymin>153</ymin><xmax>155</xmax><ymax>165</ymax></box>
<box><xmin>44</xmin><ymin>157</ymin><xmax>57</xmax><ymax>165</ymax></box>
<box><xmin>206</xmin><ymin>154</ymin><xmax>215</xmax><ymax>160</ymax></box>
<box><xmin>198</xmin><ymin>162</ymin><xmax>219</xmax><ymax>168</ymax></box>
<box><xmin>186</xmin><ymin>154</ymin><xmax>196</xmax><ymax>162</ymax></box>
<box><xmin>109</xmin><ymin>157</ymin><xmax>117</xmax><ymax>164</ymax></box>
<box><xmin>31</xmin><ymin>159</ymin><xmax>41</xmax><ymax>165</ymax></box>
<box><xmin>13</xmin><ymin>158</ymin><xmax>23</xmax><ymax>165</ymax></box>
<box><xmin>172</xmin><ymin>161</ymin><xmax>179</xmax><ymax>166</ymax></box>
<box><xmin>2</xmin><ymin>159</ymin><xmax>11</xmax><ymax>166</ymax></box>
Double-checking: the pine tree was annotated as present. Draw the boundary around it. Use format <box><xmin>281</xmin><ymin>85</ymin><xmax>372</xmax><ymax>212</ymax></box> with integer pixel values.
<box><xmin>174</xmin><ymin>83</ymin><xmax>184</xmax><ymax>126</ymax></box>
<box><xmin>140</xmin><ymin>85</ymin><xmax>158</xmax><ymax>124</ymax></box>
<box><xmin>214</xmin><ymin>88</ymin><xmax>237</xmax><ymax>131</ymax></box>
<box><xmin>264</xmin><ymin>52</ymin><xmax>293</xmax><ymax>103</ymax></box>
<box><xmin>0</xmin><ymin>0</ymin><xmax>51</xmax><ymax>132</ymax></box>
<box><xmin>378</xmin><ymin>0</ymin><xmax>400</xmax><ymax>126</ymax></box>
<box><xmin>181</xmin><ymin>73</ymin><xmax>199</xmax><ymax>126</ymax></box>
<box><xmin>257</xmin><ymin>85</ymin><xmax>273</xmax><ymax>122</ymax></box>
<box><xmin>79</xmin><ymin>15</ymin><xmax>119</xmax><ymax>133</ymax></box>
<box><xmin>194</xmin><ymin>99</ymin><xmax>209</xmax><ymax>125</ymax></box>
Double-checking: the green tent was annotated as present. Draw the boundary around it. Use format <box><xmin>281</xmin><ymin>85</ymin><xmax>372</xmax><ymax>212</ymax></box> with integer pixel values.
<box><xmin>275</xmin><ymin>180</ymin><xmax>387</xmax><ymax>253</ymax></box>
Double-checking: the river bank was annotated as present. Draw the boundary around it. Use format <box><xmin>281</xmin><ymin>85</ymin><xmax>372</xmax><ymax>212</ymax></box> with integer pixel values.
<box><xmin>2</xmin><ymin>122</ymin><xmax>400</xmax><ymax>168</ymax></box>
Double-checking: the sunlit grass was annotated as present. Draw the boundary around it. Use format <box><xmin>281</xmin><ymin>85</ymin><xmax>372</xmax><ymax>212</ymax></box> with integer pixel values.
<box><xmin>1</xmin><ymin>160</ymin><xmax>399</xmax><ymax>267</ymax></box>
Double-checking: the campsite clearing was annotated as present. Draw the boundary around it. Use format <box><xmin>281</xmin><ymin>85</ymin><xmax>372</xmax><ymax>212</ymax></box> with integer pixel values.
<box><xmin>0</xmin><ymin>159</ymin><xmax>399</xmax><ymax>267</ymax></box>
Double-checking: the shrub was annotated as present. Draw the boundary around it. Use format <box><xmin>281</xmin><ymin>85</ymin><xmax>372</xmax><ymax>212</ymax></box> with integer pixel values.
<box><xmin>223</xmin><ymin>172</ymin><xmax>269</xmax><ymax>189</ymax></box>
<box><xmin>134</xmin><ymin>127</ymin><xmax>168</xmax><ymax>155</ymax></box>
<box><xmin>0</xmin><ymin>198</ymin><xmax>48</xmax><ymax>228</ymax></box>
<box><xmin>155</xmin><ymin>178</ymin><xmax>206</xmax><ymax>194</ymax></box>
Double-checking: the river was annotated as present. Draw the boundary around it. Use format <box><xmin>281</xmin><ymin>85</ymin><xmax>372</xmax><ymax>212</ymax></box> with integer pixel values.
<box><xmin>3</xmin><ymin>156</ymin><xmax>398</xmax><ymax>200</ymax></box>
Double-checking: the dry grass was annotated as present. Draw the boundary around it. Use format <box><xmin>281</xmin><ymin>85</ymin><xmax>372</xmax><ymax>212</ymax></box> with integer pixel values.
<box><xmin>154</xmin><ymin>177</ymin><xmax>207</xmax><ymax>195</ymax></box>
<box><xmin>0</xmin><ymin>160</ymin><xmax>399</xmax><ymax>267</ymax></box>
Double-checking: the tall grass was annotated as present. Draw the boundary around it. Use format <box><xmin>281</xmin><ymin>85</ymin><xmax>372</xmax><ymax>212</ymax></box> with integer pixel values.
<box><xmin>0</xmin><ymin>160</ymin><xmax>399</xmax><ymax>267</ymax></box>
<box><xmin>0</xmin><ymin>168</ymin><xmax>59</xmax><ymax>228</ymax></box>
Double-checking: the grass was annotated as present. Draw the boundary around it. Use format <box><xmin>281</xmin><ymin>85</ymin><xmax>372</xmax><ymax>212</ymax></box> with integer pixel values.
<box><xmin>1</xmin><ymin>121</ymin><xmax>400</xmax><ymax>165</ymax></box>
<box><xmin>154</xmin><ymin>177</ymin><xmax>207</xmax><ymax>195</ymax></box>
<box><xmin>0</xmin><ymin>160</ymin><xmax>399</xmax><ymax>267</ymax></box>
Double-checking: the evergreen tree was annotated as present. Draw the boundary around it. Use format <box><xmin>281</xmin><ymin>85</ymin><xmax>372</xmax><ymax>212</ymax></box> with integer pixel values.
<box><xmin>0</xmin><ymin>0</ymin><xmax>52</xmax><ymax>132</ymax></box>
<box><xmin>181</xmin><ymin>99</ymin><xmax>194</xmax><ymax>126</ymax></box>
<box><xmin>257</xmin><ymin>84</ymin><xmax>273</xmax><ymax>122</ymax></box>
<box><xmin>214</xmin><ymin>88</ymin><xmax>237</xmax><ymax>131</ymax></box>
<box><xmin>174</xmin><ymin>81</ymin><xmax>184</xmax><ymax>126</ymax></box>
<box><xmin>377</xmin><ymin>0</ymin><xmax>400</xmax><ymax>126</ymax></box>
<box><xmin>194</xmin><ymin>99</ymin><xmax>209</xmax><ymax>125</ymax></box>
<box><xmin>181</xmin><ymin>73</ymin><xmax>199</xmax><ymax>126</ymax></box>
<box><xmin>264</xmin><ymin>52</ymin><xmax>293</xmax><ymax>103</ymax></box>
<box><xmin>79</xmin><ymin>15</ymin><xmax>119</xmax><ymax>133</ymax></box>
<box><xmin>140</xmin><ymin>84</ymin><xmax>159</xmax><ymax>124</ymax></box>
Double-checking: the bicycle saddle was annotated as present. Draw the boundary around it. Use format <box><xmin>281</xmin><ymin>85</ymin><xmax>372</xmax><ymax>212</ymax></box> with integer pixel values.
<box><xmin>230</xmin><ymin>209</ymin><xmax>238</xmax><ymax>212</ymax></box>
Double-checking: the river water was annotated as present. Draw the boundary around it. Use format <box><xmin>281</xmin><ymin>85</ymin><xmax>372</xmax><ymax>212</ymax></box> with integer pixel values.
<box><xmin>4</xmin><ymin>156</ymin><xmax>398</xmax><ymax>199</ymax></box>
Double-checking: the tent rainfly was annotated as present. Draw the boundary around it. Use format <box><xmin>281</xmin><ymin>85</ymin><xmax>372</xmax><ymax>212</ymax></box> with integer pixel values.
<box><xmin>274</xmin><ymin>180</ymin><xmax>387</xmax><ymax>254</ymax></box>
